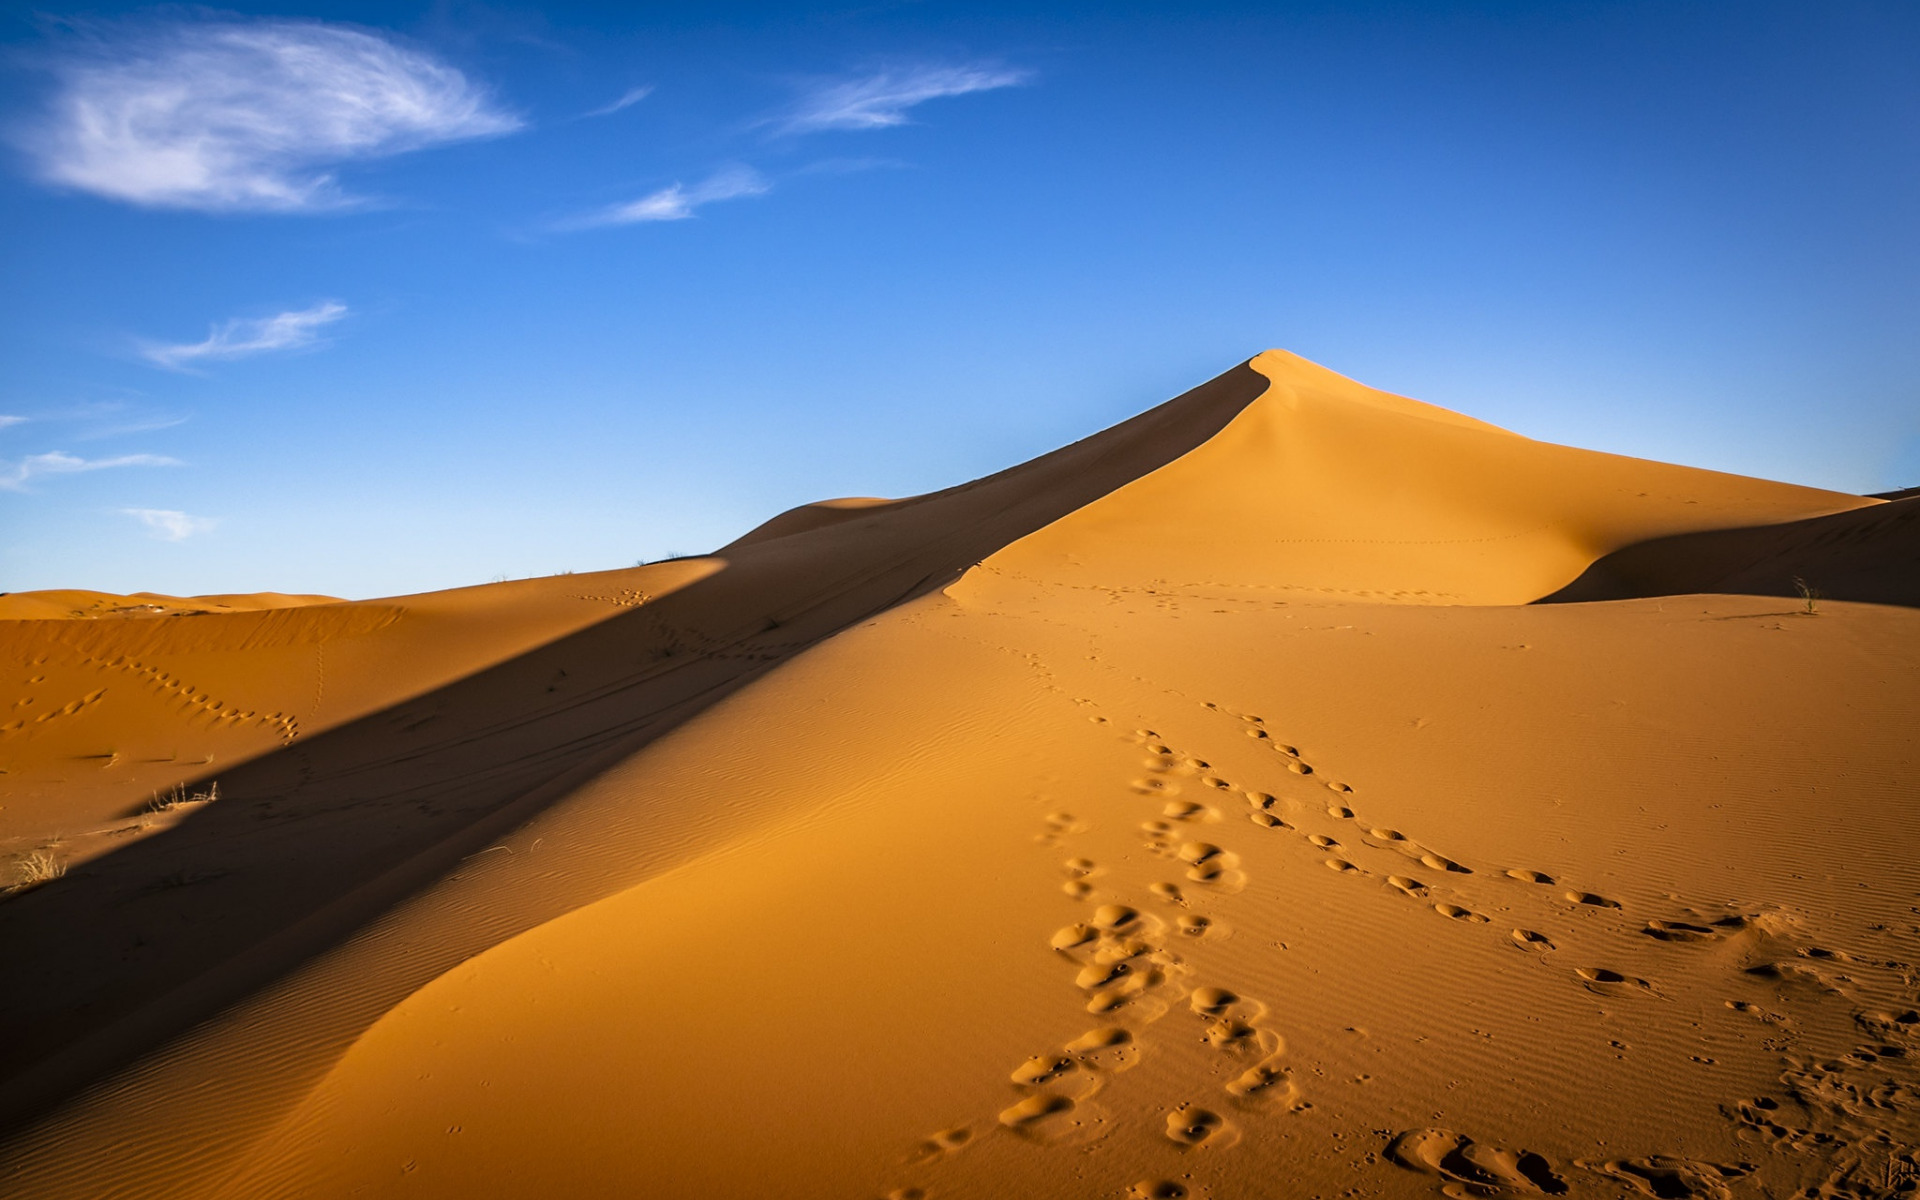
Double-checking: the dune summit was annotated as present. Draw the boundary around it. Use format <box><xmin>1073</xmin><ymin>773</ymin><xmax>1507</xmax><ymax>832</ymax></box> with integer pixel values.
<box><xmin>1</xmin><ymin>350</ymin><xmax>1916</xmax><ymax>1200</ymax></box>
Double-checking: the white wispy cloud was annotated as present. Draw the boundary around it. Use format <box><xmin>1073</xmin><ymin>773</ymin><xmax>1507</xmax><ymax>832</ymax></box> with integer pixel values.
<box><xmin>563</xmin><ymin>166</ymin><xmax>769</xmax><ymax>229</ymax></box>
<box><xmin>776</xmin><ymin>64</ymin><xmax>1029</xmax><ymax>135</ymax></box>
<box><xmin>583</xmin><ymin>85</ymin><xmax>654</xmax><ymax>119</ymax></box>
<box><xmin>23</xmin><ymin>19</ymin><xmax>521</xmax><ymax>212</ymax></box>
<box><xmin>0</xmin><ymin>416</ymin><xmax>27</xmax><ymax>431</ymax></box>
<box><xmin>123</xmin><ymin>507</ymin><xmax>216</xmax><ymax>541</ymax></box>
<box><xmin>140</xmin><ymin>302</ymin><xmax>348</xmax><ymax>370</ymax></box>
<box><xmin>1</xmin><ymin>450</ymin><xmax>179</xmax><ymax>491</ymax></box>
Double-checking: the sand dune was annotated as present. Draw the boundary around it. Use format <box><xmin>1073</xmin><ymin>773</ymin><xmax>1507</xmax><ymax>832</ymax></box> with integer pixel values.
<box><xmin>1</xmin><ymin>351</ymin><xmax>1914</xmax><ymax>1200</ymax></box>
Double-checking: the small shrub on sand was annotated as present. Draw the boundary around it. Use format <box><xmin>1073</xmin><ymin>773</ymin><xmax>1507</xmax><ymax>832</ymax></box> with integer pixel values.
<box><xmin>7</xmin><ymin>849</ymin><xmax>65</xmax><ymax>891</ymax></box>
<box><xmin>1792</xmin><ymin>576</ymin><xmax>1821</xmax><ymax>616</ymax></box>
<box><xmin>147</xmin><ymin>781</ymin><xmax>220</xmax><ymax>813</ymax></box>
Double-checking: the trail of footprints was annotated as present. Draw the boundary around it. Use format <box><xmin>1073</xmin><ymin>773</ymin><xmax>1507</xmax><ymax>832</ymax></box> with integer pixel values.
<box><xmin>1</xmin><ymin>650</ymin><xmax>299</xmax><ymax>745</ymax></box>
<box><xmin>881</xmin><ymin>701</ymin><xmax>1920</xmax><ymax>1200</ymax></box>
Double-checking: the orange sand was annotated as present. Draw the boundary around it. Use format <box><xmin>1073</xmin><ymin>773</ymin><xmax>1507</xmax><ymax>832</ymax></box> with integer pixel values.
<box><xmin>1</xmin><ymin>351</ymin><xmax>1914</xmax><ymax>1200</ymax></box>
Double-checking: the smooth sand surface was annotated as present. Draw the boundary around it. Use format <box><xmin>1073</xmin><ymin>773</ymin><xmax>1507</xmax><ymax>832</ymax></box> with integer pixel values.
<box><xmin>1</xmin><ymin>351</ymin><xmax>1914</xmax><ymax>1200</ymax></box>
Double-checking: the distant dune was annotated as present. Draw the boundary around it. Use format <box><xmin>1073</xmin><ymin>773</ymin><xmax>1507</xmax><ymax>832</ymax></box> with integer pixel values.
<box><xmin>1</xmin><ymin>351</ymin><xmax>1914</xmax><ymax>1200</ymax></box>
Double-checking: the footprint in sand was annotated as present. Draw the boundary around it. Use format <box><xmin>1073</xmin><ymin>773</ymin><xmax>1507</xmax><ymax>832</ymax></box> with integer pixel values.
<box><xmin>1510</xmin><ymin>929</ymin><xmax>1555</xmax><ymax>952</ymax></box>
<box><xmin>1387</xmin><ymin>1128</ymin><xmax>1569</xmax><ymax>1196</ymax></box>
<box><xmin>1052</xmin><ymin>923</ymin><xmax>1099</xmax><ymax>952</ymax></box>
<box><xmin>907</xmin><ymin>1126</ymin><xmax>973</xmax><ymax>1164</ymax></box>
<box><xmin>1093</xmin><ymin>904</ymin><xmax>1151</xmax><ymax>935</ymax></box>
<box><xmin>998</xmin><ymin>1093</ymin><xmax>1076</xmax><ymax>1134</ymax></box>
<box><xmin>1204</xmin><ymin>1017</ymin><xmax>1280</xmax><ymax>1057</ymax></box>
<box><xmin>1325</xmin><ymin>858</ymin><xmax>1361</xmax><ymax>874</ymax></box>
<box><xmin>1008</xmin><ymin>1054</ymin><xmax>1100</xmax><ymax>1101</ymax></box>
<box><xmin>1420</xmin><ymin>852</ymin><xmax>1471</xmax><ymax>874</ymax></box>
<box><xmin>1176</xmin><ymin>913</ymin><xmax>1224</xmax><ymax>940</ymax></box>
<box><xmin>1505</xmin><ymin>868</ymin><xmax>1555</xmax><ymax>885</ymax></box>
<box><xmin>1565</xmin><ymin>890</ymin><xmax>1622</xmax><ymax>909</ymax></box>
<box><xmin>1176</xmin><ymin>842</ymin><xmax>1243</xmax><ymax>886</ymax></box>
<box><xmin>1189</xmin><ymin>986</ymin><xmax>1265</xmax><ymax>1022</ymax></box>
<box><xmin>1066</xmin><ymin>1026</ymin><xmax>1141</xmax><ymax>1072</ymax></box>
<box><xmin>1644</xmin><ymin>919</ymin><xmax>1719</xmax><ymax>943</ymax></box>
<box><xmin>1434</xmin><ymin>903</ymin><xmax>1489</xmax><ymax>923</ymax></box>
<box><xmin>1226</xmin><ymin>1060</ymin><xmax>1304</xmax><ymax>1108</ymax></box>
<box><xmin>1308</xmin><ymin>834</ymin><xmax>1340</xmax><ymax>849</ymax></box>
<box><xmin>1585</xmin><ymin>1156</ymin><xmax>1752</xmax><ymax>1200</ymax></box>
<box><xmin>1327</xmin><ymin>804</ymin><xmax>1355</xmax><ymax>819</ymax></box>
<box><xmin>1576</xmin><ymin>967</ymin><xmax>1656</xmax><ymax>996</ymax></box>
<box><xmin>1127</xmin><ymin>1182</ymin><xmax>1191</xmax><ymax>1200</ymax></box>
<box><xmin>1151</xmin><ymin>882</ymin><xmax>1188</xmax><ymax>905</ymax></box>
<box><xmin>1164</xmin><ymin>1104</ymin><xmax>1236</xmax><ymax>1149</ymax></box>
<box><xmin>1163</xmin><ymin>801</ymin><xmax>1217</xmax><ymax>823</ymax></box>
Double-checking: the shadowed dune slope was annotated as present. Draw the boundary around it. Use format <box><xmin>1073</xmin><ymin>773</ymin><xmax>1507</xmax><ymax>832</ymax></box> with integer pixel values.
<box><xmin>1</xmin><ymin>351</ymin><xmax>1915</xmax><ymax>1200</ymax></box>
<box><xmin>0</xmin><ymin>359</ymin><xmax>1268</xmax><ymax>1140</ymax></box>
<box><xmin>1541</xmin><ymin>494</ymin><xmax>1919</xmax><ymax>608</ymax></box>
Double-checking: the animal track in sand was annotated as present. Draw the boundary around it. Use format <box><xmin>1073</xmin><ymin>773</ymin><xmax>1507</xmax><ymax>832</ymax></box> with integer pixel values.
<box><xmin>1165</xmin><ymin>1104</ymin><xmax>1235</xmax><ymax>1149</ymax></box>
<box><xmin>1386</xmin><ymin>1128</ymin><xmax>1569</xmax><ymax>1196</ymax></box>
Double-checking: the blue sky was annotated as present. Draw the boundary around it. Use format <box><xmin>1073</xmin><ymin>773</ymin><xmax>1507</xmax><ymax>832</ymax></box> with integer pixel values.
<box><xmin>2</xmin><ymin>1</ymin><xmax>1916</xmax><ymax>600</ymax></box>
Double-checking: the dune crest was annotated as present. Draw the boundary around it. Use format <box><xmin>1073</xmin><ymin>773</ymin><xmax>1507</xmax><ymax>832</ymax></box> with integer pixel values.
<box><xmin>1</xmin><ymin>352</ymin><xmax>1914</xmax><ymax>1200</ymax></box>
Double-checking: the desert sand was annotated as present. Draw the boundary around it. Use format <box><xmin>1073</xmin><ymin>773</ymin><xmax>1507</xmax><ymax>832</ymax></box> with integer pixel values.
<box><xmin>1</xmin><ymin>350</ymin><xmax>1915</xmax><ymax>1200</ymax></box>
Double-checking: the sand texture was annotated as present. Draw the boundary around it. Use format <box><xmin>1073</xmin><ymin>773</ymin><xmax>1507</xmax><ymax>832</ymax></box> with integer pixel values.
<box><xmin>2</xmin><ymin>351</ymin><xmax>1915</xmax><ymax>1200</ymax></box>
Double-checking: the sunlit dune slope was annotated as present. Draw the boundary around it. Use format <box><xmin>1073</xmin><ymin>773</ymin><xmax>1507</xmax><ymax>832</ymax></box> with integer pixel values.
<box><xmin>980</xmin><ymin>351</ymin><xmax>1872</xmax><ymax>605</ymax></box>
<box><xmin>1</xmin><ymin>351</ymin><xmax>1914</xmax><ymax>1200</ymax></box>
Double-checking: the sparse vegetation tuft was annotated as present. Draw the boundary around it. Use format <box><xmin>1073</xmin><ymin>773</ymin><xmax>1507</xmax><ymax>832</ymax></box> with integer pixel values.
<box><xmin>1792</xmin><ymin>576</ymin><xmax>1821</xmax><ymax>616</ymax></box>
<box><xmin>7</xmin><ymin>849</ymin><xmax>65</xmax><ymax>891</ymax></box>
<box><xmin>148</xmin><ymin>781</ymin><xmax>220</xmax><ymax>812</ymax></box>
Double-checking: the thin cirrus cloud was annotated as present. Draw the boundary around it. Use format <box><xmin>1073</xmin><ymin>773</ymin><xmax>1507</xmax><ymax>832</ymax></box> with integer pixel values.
<box><xmin>563</xmin><ymin>166</ymin><xmax>769</xmax><ymax>230</ymax></box>
<box><xmin>141</xmin><ymin>302</ymin><xmax>349</xmax><ymax>370</ymax></box>
<box><xmin>775</xmin><ymin>63</ymin><xmax>1030</xmax><ymax>135</ymax></box>
<box><xmin>22</xmin><ymin>19</ymin><xmax>521</xmax><ymax>212</ymax></box>
<box><xmin>123</xmin><ymin>508</ymin><xmax>216</xmax><ymax>541</ymax></box>
<box><xmin>583</xmin><ymin>85</ymin><xmax>654</xmax><ymax>119</ymax></box>
<box><xmin>1</xmin><ymin>450</ymin><xmax>179</xmax><ymax>492</ymax></box>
